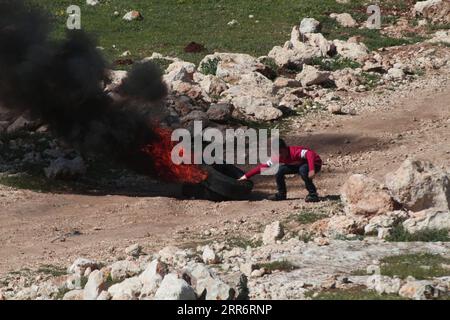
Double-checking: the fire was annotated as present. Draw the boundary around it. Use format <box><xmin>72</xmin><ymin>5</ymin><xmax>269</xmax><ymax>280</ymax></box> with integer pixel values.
<box><xmin>141</xmin><ymin>127</ymin><xmax>208</xmax><ymax>184</ymax></box>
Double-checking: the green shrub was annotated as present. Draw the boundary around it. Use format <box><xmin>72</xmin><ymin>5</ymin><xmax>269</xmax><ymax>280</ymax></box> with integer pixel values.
<box><xmin>200</xmin><ymin>58</ymin><xmax>220</xmax><ymax>75</ymax></box>
<box><xmin>311</xmin><ymin>55</ymin><xmax>361</xmax><ymax>71</ymax></box>
<box><xmin>291</xmin><ymin>210</ymin><xmax>328</xmax><ymax>225</ymax></box>
<box><xmin>380</xmin><ymin>253</ymin><xmax>450</xmax><ymax>280</ymax></box>
<box><xmin>257</xmin><ymin>260</ymin><xmax>298</xmax><ymax>272</ymax></box>
<box><xmin>386</xmin><ymin>225</ymin><xmax>450</xmax><ymax>242</ymax></box>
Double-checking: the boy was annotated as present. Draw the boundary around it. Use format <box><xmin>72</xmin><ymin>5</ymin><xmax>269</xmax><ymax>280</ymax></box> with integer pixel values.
<box><xmin>239</xmin><ymin>139</ymin><xmax>322</xmax><ymax>202</ymax></box>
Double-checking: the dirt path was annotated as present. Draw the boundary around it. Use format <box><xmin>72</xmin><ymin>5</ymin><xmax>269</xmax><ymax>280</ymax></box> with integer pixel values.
<box><xmin>1</xmin><ymin>73</ymin><xmax>449</xmax><ymax>276</ymax></box>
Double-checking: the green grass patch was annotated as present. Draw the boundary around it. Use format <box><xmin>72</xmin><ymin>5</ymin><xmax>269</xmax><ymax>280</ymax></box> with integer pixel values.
<box><xmin>360</xmin><ymin>72</ymin><xmax>382</xmax><ymax>89</ymax></box>
<box><xmin>25</xmin><ymin>0</ymin><xmax>380</xmax><ymax>66</ymax></box>
<box><xmin>334</xmin><ymin>234</ymin><xmax>365</xmax><ymax>241</ymax></box>
<box><xmin>289</xmin><ymin>210</ymin><xmax>328</xmax><ymax>225</ymax></box>
<box><xmin>380</xmin><ymin>253</ymin><xmax>450</xmax><ymax>280</ymax></box>
<box><xmin>308</xmin><ymin>286</ymin><xmax>407</xmax><ymax>300</ymax></box>
<box><xmin>37</xmin><ymin>265</ymin><xmax>67</xmax><ymax>277</ymax></box>
<box><xmin>104</xmin><ymin>274</ymin><xmax>122</xmax><ymax>290</ymax></box>
<box><xmin>199</xmin><ymin>57</ymin><xmax>220</xmax><ymax>75</ymax></box>
<box><xmin>298</xmin><ymin>231</ymin><xmax>314</xmax><ymax>243</ymax></box>
<box><xmin>150</xmin><ymin>57</ymin><xmax>173</xmax><ymax>72</ymax></box>
<box><xmin>427</xmin><ymin>23</ymin><xmax>450</xmax><ymax>31</ymax></box>
<box><xmin>55</xmin><ymin>287</ymin><xmax>71</xmax><ymax>300</ymax></box>
<box><xmin>386</xmin><ymin>225</ymin><xmax>450</xmax><ymax>242</ymax></box>
<box><xmin>226</xmin><ymin>237</ymin><xmax>263</xmax><ymax>249</ymax></box>
<box><xmin>311</xmin><ymin>55</ymin><xmax>362</xmax><ymax>71</ymax></box>
<box><xmin>257</xmin><ymin>260</ymin><xmax>298</xmax><ymax>273</ymax></box>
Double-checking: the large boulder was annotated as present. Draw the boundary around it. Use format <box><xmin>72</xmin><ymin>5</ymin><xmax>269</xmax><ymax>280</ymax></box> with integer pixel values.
<box><xmin>6</xmin><ymin>114</ymin><xmax>39</xmax><ymax>133</ymax></box>
<box><xmin>154</xmin><ymin>274</ymin><xmax>197</xmax><ymax>300</ymax></box>
<box><xmin>330</xmin><ymin>13</ymin><xmax>358</xmax><ymax>28</ymax></box>
<box><xmin>332</xmin><ymin>68</ymin><xmax>361</xmax><ymax>90</ymax></box>
<box><xmin>108</xmin><ymin>277</ymin><xmax>143</xmax><ymax>300</ymax></box>
<box><xmin>341</xmin><ymin>174</ymin><xmax>395</xmax><ymax>216</ymax></box>
<box><xmin>198</xmin><ymin>75</ymin><xmax>228</xmax><ymax>97</ymax></box>
<box><xmin>413</xmin><ymin>0</ymin><xmax>450</xmax><ymax>24</ymax></box>
<box><xmin>62</xmin><ymin>290</ymin><xmax>84</xmax><ymax>300</ymax></box>
<box><xmin>139</xmin><ymin>259</ymin><xmax>167</xmax><ymax>298</ymax></box>
<box><xmin>110</xmin><ymin>260</ymin><xmax>141</xmax><ymax>281</ymax></box>
<box><xmin>402</xmin><ymin>209</ymin><xmax>450</xmax><ymax>233</ymax></box>
<box><xmin>206</xmin><ymin>103</ymin><xmax>233</xmax><ymax>122</ymax></box>
<box><xmin>220</xmin><ymin>72</ymin><xmax>282</xmax><ymax>121</ymax></box>
<box><xmin>67</xmin><ymin>258</ymin><xmax>98</xmax><ymax>275</ymax></box>
<box><xmin>268</xmin><ymin>27</ymin><xmax>328</xmax><ymax>68</ymax></box>
<box><xmin>230</xmin><ymin>95</ymin><xmax>282</xmax><ymax>121</ymax></box>
<box><xmin>333</xmin><ymin>39</ymin><xmax>369</xmax><ymax>62</ymax></box>
<box><xmin>83</xmin><ymin>270</ymin><xmax>107</xmax><ymax>300</ymax></box>
<box><xmin>428</xmin><ymin>30</ymin><xmax>450</xmax><ymax>45</ymax></box>
<box><xmin>299</xmin><ymin>18</ymin><xmax>321</xmax><ymax>34</ymax></box>
<box><xmin>44</xmin><ymin>157</ymin><xmax>86</xmax><ymax>180</ymax></box>
<box><xmin>364</xmin><ymin>210</ymin><xmax>410</xmax><ymax>237</ymax></box>
<box><xmin>399</xmin><ymin>280</ymin><xmax>439</xmax><ymax>300</ymax></box>
<box><xmin>199</xmin><ymin>53</ymin><xmax>264</xmax><ymax>82</ymax></box>
<box><xmin>303</xmin><ymin>33</ymin><xmax>335</xmax><ymax>57</ymax></box>
<box><xmin>366</xmin><ymin>275</ymin><xmax>403</xmax><ymax>295</ymax></box>
<box><xmin>385</xmin><ymin>159</ymin><xmax>450</xmax><ymax>211</ymax></box>
<box><xmin>296</xmin><ymin>65</ymin><xmax>331</xmax><ymax>86</ymax></box>
<box><xmin>185</xmin><ymin>263</ymin><xmax>242</xmax><ymax>300</ymax></box>
<box><xmin>105</xmin><ymin>70</ymin><xmax>128</xmax><ymax>92</ymax></box>
<box><xmin>262</xmin><ymin>221</ymin><xmax>285</xmax><ymax>245</ymax></box>
<box><xmin>164</xmin><ymin>61</ymin><xmax>196</xmax><ymax>85</ymax></box>
<box><xmin>326</xmin><ymin>214</ymin><xmax>368</xmax><ymax>236</ymax></box>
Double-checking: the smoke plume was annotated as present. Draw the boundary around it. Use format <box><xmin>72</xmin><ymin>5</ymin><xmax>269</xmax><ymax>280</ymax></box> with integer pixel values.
<box><xmin>0</xmin><ymin>0</ymin><xmax>167</xmax><ymax>162</ymax></box>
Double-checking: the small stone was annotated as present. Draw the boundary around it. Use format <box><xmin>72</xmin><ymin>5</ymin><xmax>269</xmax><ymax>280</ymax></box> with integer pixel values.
<box><xmin>262</xmin><ymin>221</ymin><xmax>284</xmax><ymax>245</ymax></box>
<box><xmin>68</xmin><ymin>258</ymin><xmax>97</xmax><ymax>275</ymax></box>
<box><xmin>240</xmin><ymin>263</ymin><xmax>257</xmax><ymax>277</ymax></box>
<box><xmin>97</xmin><ymin>291</ymin><xmax>112</xmax><ymax>300</ymax></box>
<box><xmin>62</xmin><ymin>289</ymin><xmax>84</xmax><ymax>300</ymax></box>
<box><xmin>123</xmin><ymin>11</ymin><xmax>143</xmax><ymax>21</ymax></box>
<box><xmin>125</xmin><ymin>244</ymin><xmax>142</xmax><ymax>257</ymax></box>
<box><xmin>108</xmin><ymin>277</ymin><xmax>143</xmax><ymax>300</ymax></box>
<box><xmin>251</xmin><ymin>269</ymin><xmax>266</xmax><ymax>278</ymax></box>
<box><xmin>86</xmin><ymin>0</ymin><xmax>99</xmax><ymax>6</ymax></box>
<box><xmin>202</xmin><ymin>246</ymin><xmax>221</xmax><ymax>265</ymax></box>
<box><xmin>314</xmin><ymin>237</ymin><xmax>330</xmax><ymax>246</ymax></box>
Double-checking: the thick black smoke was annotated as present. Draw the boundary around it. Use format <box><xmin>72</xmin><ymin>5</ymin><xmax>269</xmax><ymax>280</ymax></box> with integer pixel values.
<box><xmin>0</xmin><ymin>0</ymin><xmax>167</xmax><ymax>161</ymax></box>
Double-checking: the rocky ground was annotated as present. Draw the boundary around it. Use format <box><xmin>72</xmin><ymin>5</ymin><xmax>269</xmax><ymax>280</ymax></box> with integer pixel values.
<box><xmin>0</xmin><ymin>0</ymin><xmax>449</xmax><ymax>300</ymax></box>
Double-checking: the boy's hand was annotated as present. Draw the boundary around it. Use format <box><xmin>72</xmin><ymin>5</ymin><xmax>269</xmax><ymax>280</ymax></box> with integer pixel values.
<box><xmin>238</xmin><ymin>175</ymin><xmax>247</xmax><ymax>181</ymax></box>
<box><xmin>308</xmin><ymin>170</ymin><xmax>315</xmax><ymax>179</ymax></box>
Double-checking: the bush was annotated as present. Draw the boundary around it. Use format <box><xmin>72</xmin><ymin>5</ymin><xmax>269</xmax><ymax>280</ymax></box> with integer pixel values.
<box><xmin>386</xmin><ymin>225</ymin><xmax>450</xmax><ymax>242</ymax></box>
<box><xmin>200</xmin><ymin>58</ymin><xmax>220</xmax><ymax>75</ymax></box>
<box><xmin>311</xmin><ymin>55</ymin><xmax>361</xmax><ymax>71</ymax></box>
<box><xmin>380</xmin><ymin>253</ymin><xmax>450</xmax><ymax>280</ymax></box>
<box><xmin>257</xmin><ymin>260</ymin><xmax>298</xmax><ymax>272</ymax></box>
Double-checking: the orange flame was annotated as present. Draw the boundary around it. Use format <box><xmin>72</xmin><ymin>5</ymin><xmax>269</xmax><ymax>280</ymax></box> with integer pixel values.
<box><xmin>141</xmin><ymin>127</ymin><xmax>208</xmax><ymax>184</ymax></box>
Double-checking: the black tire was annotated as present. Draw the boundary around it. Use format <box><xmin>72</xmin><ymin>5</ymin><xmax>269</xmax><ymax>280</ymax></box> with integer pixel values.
<box><xmin>182</xmin><ymin>164</ymin><xmax>253</xmax><ymax>201</ymax></box>
<box><xmin>200</xmin><ymin>164</ymin><xmax>253</xmax><ymax>200</ymax></box>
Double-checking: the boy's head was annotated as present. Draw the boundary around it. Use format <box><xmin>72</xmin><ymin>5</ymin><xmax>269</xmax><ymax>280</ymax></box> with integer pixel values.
<box><xmin>272</xmin><ymin>138</ymin><xmax>289</xmax><ymax>158</ymax></box>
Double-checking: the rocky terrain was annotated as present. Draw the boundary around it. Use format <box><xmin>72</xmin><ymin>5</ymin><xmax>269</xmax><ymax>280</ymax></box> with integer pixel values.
<box><xmin>0</xmin><ymin>0</ymin><xmax>449</xmax><ymax>300</ymax></box>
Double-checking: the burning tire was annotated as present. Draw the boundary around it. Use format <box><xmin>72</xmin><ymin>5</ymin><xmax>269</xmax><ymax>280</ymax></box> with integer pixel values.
<box><xmin>182</xmin><ymin>164</ymin><xmax>253</xmax><ymax>201</ymax></box>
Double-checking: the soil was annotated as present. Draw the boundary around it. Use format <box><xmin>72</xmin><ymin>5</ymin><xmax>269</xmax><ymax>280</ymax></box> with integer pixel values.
<box><xmin>0</xmin><ymin>69</ymin><xmax>449</xmax><ymax>277</ymax></box>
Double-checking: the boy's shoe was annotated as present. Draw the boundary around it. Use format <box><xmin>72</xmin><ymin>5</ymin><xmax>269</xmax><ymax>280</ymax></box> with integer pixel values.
<box><xmin>305</xmin><ymin>193</ymin><xmax>320</xmax><ymax>203</ymax></box>
<box><xmin>268</xmin><ymin>193</ymin><xmax>287</xmax><ymax>201</ymax></box>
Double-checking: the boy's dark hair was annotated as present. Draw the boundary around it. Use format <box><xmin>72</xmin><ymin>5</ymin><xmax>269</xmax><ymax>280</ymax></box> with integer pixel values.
<box><xmin>279</xmin><ymin>138</ymin><xmax>288</xmax><ymax>150</ymax></box>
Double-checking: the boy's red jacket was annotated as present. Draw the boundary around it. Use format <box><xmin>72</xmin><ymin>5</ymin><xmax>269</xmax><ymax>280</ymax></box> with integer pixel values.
<box><xmin>244</xmin><ymin>146</ymin><xmax>322</xmax><ymax>179</ymax></box>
